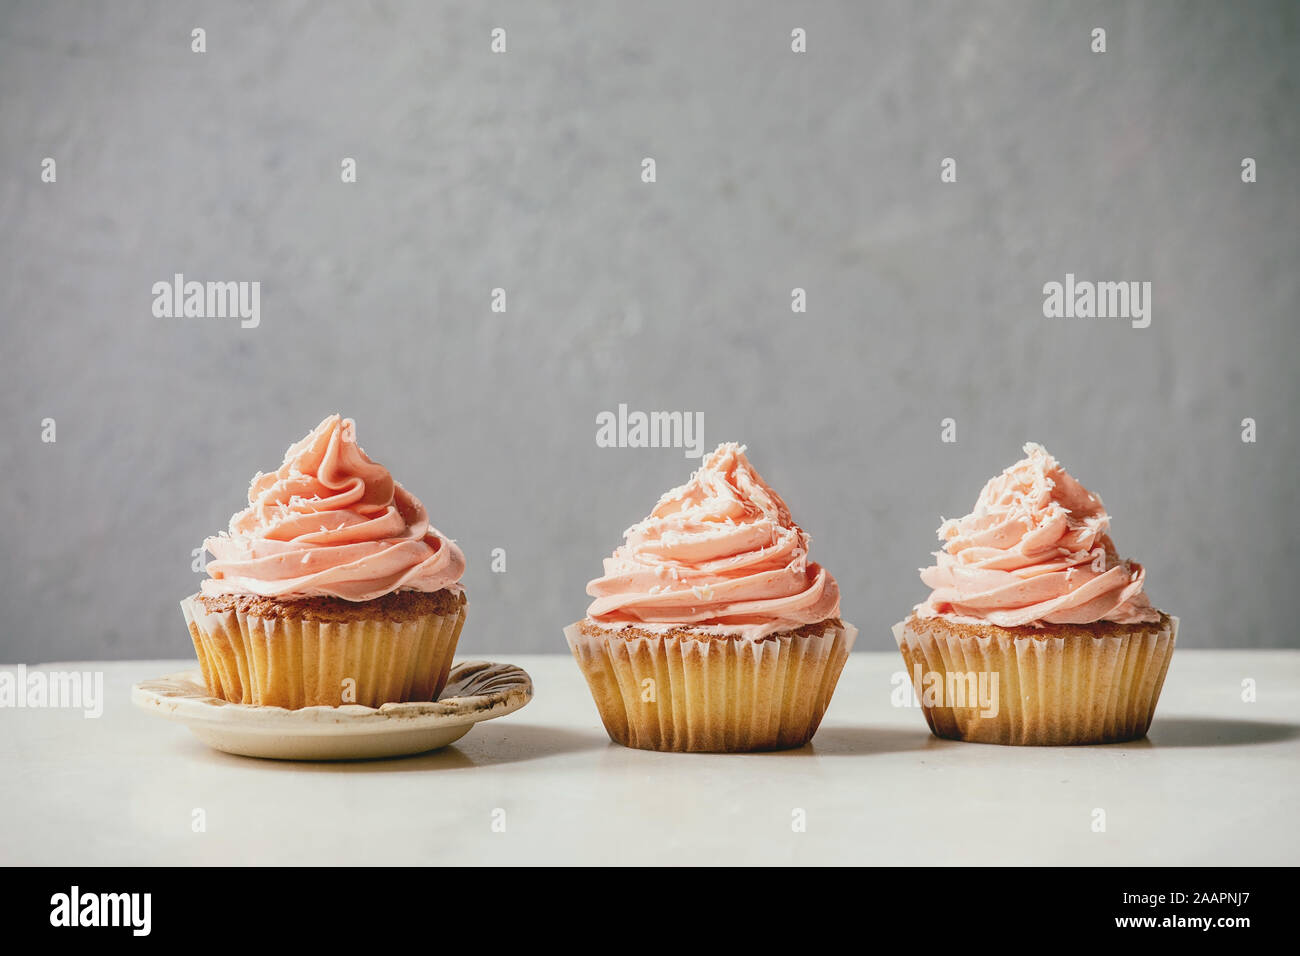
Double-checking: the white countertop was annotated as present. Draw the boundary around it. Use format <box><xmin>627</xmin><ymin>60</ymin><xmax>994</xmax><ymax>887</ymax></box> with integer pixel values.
<box><xmin>3</xmin><ymin>652</ymin><xmax>1297</xmax><ymax>866</ymax></box>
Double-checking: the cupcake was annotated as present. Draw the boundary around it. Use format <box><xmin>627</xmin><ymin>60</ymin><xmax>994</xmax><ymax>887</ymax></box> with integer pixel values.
<box><xmin>181</xmin><ymin>415</ymin><xmax>467</xmax><ymax>709</ymax></box>
<box><xmin>566</xmin><ymin>443</ymin><xmax>856</xmax><ymax>752</ymax></box>
<box><xmin>895</xmin><ymin>443</ymin><xmax>1175</xmax><ymax>745</ymax></box>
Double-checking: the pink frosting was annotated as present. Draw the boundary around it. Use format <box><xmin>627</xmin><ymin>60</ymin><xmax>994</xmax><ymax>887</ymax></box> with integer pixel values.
<box><xmin>586</xmin><ymin>443</ymin><xmax>840</xmax><ymax>639</ymax></box>
<box><xmin>917</xmin><ymin>443</ymin><xmax>1159</xmax><ymax>627</ymax></box>
<box><xmin>201</xmin><ymin>415</ymin><xmax>465</xmax><ymax>602</ymax></box>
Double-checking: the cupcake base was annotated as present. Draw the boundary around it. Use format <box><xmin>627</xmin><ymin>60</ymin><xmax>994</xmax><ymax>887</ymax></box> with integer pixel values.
<box><xmin>181</xmin><ymin>589</ymin><xmax>466</xmax><ymax>709</ymax></box>
<box><xmin>894</xmin><ymin>612</ymin><xmax>1176</xmax><ymax>745</ymax></box>
<box><xmin>565</xmin><ymin>619</ymin><xmax>856</xmax><ymax>752</ymax></box>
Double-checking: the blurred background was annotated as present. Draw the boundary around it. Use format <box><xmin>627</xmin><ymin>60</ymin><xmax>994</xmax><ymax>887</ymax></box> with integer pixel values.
<box><xmin>1</xmin><ymin>0</ymin><xmax>1296</xmax><ymax>661</ymax></box>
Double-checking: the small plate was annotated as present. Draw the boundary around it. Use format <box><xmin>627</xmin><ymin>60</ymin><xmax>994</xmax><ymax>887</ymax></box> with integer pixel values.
<box><xmin>132</xmin><ymin>660</ymin><xmax>533</xmax><ymax>761</ymax></box>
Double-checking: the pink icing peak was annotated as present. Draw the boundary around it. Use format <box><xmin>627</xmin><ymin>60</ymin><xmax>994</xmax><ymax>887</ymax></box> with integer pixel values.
<box><xmin>586</xmin><ymin>443</ymin><xmax>840</xmax><ymax>638</ymax></box>
<box><xmin>201</xmin><ymin>415</ymin><xmax>465</xmax><ymax>602</ymax></box>
<box><xmin>917</xmin><ymin>442</ymin><xmax>1158</xmax><ymax>627</ymax></box>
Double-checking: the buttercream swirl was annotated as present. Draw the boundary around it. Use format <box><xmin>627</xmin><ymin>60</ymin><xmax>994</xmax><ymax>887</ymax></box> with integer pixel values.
<box><xmin>917</xmin><ymin>443</ymin><xmax>1158</xmax><ymax>627</ymax></box>
<box><xmin>586</xmin><ymin>443</ymin><xmax>840</xmax><ymax>639</ymax></box>
<box><xmin>201</xmin><ymin>415</ymin><xmax>465</xmax><ymax>602</ymax></box>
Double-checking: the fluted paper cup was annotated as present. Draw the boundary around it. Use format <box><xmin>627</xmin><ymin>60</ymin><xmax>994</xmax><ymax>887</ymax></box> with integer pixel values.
<box><xmin>180</xmin><ymin>593</ymin><xmax>465</xmax><ymax>709</ymax></box>
<box><xmin>893</xmin><ymin>614</ymin><xmax>1176</xmax><ymax>745</ymax></box>
<box><xmin>566</xmin><ymin>621</ymin><xmax>856</xmax><ymax>752</ymax></box>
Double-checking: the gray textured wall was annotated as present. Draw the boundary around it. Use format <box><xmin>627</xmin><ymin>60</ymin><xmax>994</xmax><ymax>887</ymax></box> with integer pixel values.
<box><xmin>2</xmin><ymin>0</ymin><xmax>1297</xmax><ymax>663</ymax></box>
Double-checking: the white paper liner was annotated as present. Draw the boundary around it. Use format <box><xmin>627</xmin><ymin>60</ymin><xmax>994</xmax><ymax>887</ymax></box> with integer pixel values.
<box><xmin>565</xmin><ymin>621</ymin><xmax>857</xmax><ymax>752</ymax></box>
<box><xmin>180</xmin><ymin>593</ymin><xmax>465</xmax><ymax>709</ymax></box>
<box><xmin>892</xmin><ymin>615</ymin><xmax>1177</xmax><ymax>745</ymax></box>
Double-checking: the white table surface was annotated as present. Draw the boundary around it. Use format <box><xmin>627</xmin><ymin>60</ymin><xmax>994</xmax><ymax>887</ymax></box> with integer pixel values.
<box><xmin>3</xmin><ymin>651</ymin><xmax>1297</xmax><ymax>866</ymax></box>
